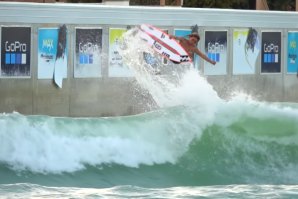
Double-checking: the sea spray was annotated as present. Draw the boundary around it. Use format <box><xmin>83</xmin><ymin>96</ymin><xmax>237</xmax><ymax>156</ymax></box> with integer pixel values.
<box><xmin>121</xmin><ymin>28</ymin><xmax>221</xmax><ymax>110</ymax></box>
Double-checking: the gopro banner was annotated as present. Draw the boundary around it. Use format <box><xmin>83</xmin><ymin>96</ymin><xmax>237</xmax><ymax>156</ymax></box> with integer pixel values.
<box><xmin>261</xmin><ymin>31</ymin><xmax>281</xmax><ymax>73</ymax></box>
<box><xmin>204</xmin><ymin>30</ymin><xmax>227</xmax><ymax>75</ymax></box>
<box><xmin>109</xmin><ymin>28</ymin><xmax>133</xmax><ymax>77</ymax></box>
<box><xmin>1</xmin><ymin>26</ymin><xmax>31</xmax><ymax>76</ymax></box>
<box><xmin>75</xmin><ymin>28</ymin><xmax>102</xmax><ymax>78</ymax></box>
<box><xmin>287</xmin><ymin>31</ymin><xmax>298</xmax><ymax>74</ymax></box>
<box><xmin>233</xmin><ymin>28</ymin><xmax>260</xmax><ymax>74</ymax></box>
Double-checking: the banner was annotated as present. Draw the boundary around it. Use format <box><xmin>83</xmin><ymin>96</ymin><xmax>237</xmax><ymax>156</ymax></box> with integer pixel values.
<box><xmin>1</xmin><ymin>26</ymin><xmax>31</xmax><ymax>76</ymax></box>
<box><xmin>204</xmin><ymin>31</ymin><xmax>227</xmax><ymax>75</ymax></box>
<box><xmin>261</xmin><ymin>31</ymin><xmax>281</xmax><ymax>73</ymax></box>
<box><xmin>75</xmin><ymin>28</ymin><xmax>102</xmax><ymax>78</ymax></box>
<box><xmin>38</xmin><ymin>28</ymin><xmax>67</xmax><ymax>80</ymax></box>
<box><xmin>287</xmin><ymin>31</ymin><xmax>298</xmax><ymax>74</ymax></box>
<box><xmin>233</xmin><ymin>28</ymin><xmax>260</xmax><ymax>74</ymax></box>
<box><xmin>109</xmin><ymin>28</ymin><xmax>133</xmax><ymax>77</ymax></box>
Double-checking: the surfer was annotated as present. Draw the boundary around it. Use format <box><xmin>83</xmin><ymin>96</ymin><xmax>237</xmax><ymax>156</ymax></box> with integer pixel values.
<box><xmin>170</xmin><ymin>32</ymin><xmax>216</xmax><ymax>65</ymax></box>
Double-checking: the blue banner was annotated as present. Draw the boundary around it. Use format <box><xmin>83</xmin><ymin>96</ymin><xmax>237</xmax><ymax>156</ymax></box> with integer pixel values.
<box><xmin>287</xmin><ymin>32</ymin><xmax>298</xmax><ymax>73</ymax></box>
<box><xmin>38</xmin><ymin>28</ymin><xmax>58</xmax><ymax>79</ymax></box>
<box><xmin>38</xmin><ymin>27</ymin><xmax>68</xmax><ymax>80</ymax></box>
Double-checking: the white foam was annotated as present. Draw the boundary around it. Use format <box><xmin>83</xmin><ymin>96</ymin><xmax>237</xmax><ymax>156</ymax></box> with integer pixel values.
<box><xmin>0</xmin><ymin>111</ymin><xmax>202</xmax><ymax>173</ymax></box>
<box><xmin>122</xmin><ymin>28</ymin><xmax>221</xmax><ymax>111</ymax></box>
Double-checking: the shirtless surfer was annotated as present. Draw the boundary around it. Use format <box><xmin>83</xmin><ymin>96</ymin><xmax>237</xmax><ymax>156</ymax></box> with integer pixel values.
<box><xmin>170</xmin><ymin>32</ymin><xmax>216</xmax><ymax>65</ymax></box>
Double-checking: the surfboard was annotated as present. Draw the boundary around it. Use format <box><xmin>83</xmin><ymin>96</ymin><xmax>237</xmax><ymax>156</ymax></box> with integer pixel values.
<box><xmin>139</xmin><ymin>24</ymin><xmax>191</xmax><ymax>64</ymax></box>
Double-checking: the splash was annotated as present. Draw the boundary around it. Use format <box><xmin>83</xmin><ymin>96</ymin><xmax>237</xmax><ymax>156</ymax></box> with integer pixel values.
<box><xmin>121</xmin><ymin>28</ymin><xmax>221</xmax><ymax>111</ymax></box>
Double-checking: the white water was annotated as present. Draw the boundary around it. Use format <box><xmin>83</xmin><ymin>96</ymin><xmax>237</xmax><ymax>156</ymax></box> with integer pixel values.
<box><xmin>121</xmin><ymin>28</ymin><xmax>221</xmax><ymax>114</ymax></box>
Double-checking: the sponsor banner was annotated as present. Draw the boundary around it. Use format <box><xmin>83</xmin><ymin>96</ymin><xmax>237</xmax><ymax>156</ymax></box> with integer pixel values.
<box><xmin>37</xmin><ymin>28</ymin><xmax>67</xmax><ymax>79</ymax></box>
<box><xmin>109</xmin><ymin>28</ymin><xmax>133</xmax><ymax>77</ymax></box>
<box><xmin>38</xmin><ymin>28</ymin><xmax>67</xmax><ymax>79</ymax></box>
<box><xmin>287</xmin><ymin>31</ymin><xmax>298</xmax><ymax>74</ymax></box>
<box><xmin>233</xmin><ymin>28</ymin><xmax>260</xmax><ymax>74</ymax></box>
<box><xmin>204</xmin><ymin>30</ymin><xmax>227</xmax><ymax>75</ymax></box>
<box><xmin>174</xmin><ymin>29</ymin><xmax>199</xmax><ymax>69</ymax></box>
<box><xmin>261</xmin><ymin>31</ymin><xmax>281</xmax><ymax>73</ymax></box>
<box><xmin>75</xmin><ymin>28</ymin><xmax>102</xmax><ymax>78</ymax></box>
<box><xmin>1</xmin><ymin>26</ymin><xmax>31</xmax><ymax>76</ymax></box>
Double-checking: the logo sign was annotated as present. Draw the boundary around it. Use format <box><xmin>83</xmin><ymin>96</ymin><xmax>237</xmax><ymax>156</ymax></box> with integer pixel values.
<box><xmin>263</xmin><ymin>43</ymin><xmax>279</xmax><ymax>63</ymax></box>
<box><xmin>76</xmin><ymin>29</ymin><xmax>101</xmax><ymax>65</ymax></box>
<box><xmin>287</xmin><ymin>31</ymin><xmax>298</xmax><ymax>73</ymax></box>
<box><xmin>109</xmin><ymin>28</ymin><xmax>134</xmax><ymax>77</ymax></box>
<box><xmin>207</xmin><ymin>42</ymin><xmax>225</xmax><ymax>62</ymax></box>
<box><xmin>204</xmin><ymin>30</ymin><xmax>227</xmax><ymax>75</ymax></box>
<box><xmin>1</xmin><ymin>27</ymin><xmax>31</xmax><ymax>76</ymax></box>
<box><xmin>38</xmin><ymin>28</ymin><xmax>67</xmax><ymax>79</ymax></box>
<box><xmin>288</xmin><ymin>41</ymin><xmax>296</xmax><ymax>64</ymax></box>
<box><xmin>75</xmin><ymin>28</ymin><xmax>102</xmax><ymax>78</ymax></box>
<box><xmin>233</xmin><ymin>28</ymin><xmax>260</xmax><ymax>74</ymax></box>
<box><xmin>261</xmin><ymin>32</ymin><xmax>281</xmax><ymax>73</ymax></box>
<box><xmin>205</xmin><ymin>31</ymin><xmax>227</xmax><ymax>63</ymax></box>
<box><xmin>78</xmin><ymin>42</ymin><xmax>100</xmax><ymax>64</ymax></box>
<box><xmin>38</xmin><ymin>28</ymin><xmax>58</xmax><ymax>64</ymax></box>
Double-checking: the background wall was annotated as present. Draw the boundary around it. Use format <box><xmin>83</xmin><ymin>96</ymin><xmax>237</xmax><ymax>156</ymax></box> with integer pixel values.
<box><xmin>0</xmin><ymin>2</ymin><xmax>298</xmax><ymax>117</ymax></box>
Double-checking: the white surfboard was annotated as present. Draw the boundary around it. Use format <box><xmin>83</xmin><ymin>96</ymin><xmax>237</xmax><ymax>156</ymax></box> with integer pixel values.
<box><xmin>139</xmin><ymin>24</ymin><xmax>191</xmax><ymax>63</ymax></box>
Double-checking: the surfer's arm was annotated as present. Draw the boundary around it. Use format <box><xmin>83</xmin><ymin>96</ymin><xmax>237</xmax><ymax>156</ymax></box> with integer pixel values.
<box><xmin>194</xmin><ymin>48</ymin><xmax>216</xmax><ymax>65</ymax></box>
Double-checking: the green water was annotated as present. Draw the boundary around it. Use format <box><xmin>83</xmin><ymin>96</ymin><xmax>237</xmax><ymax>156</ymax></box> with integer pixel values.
<box><xmin>0</xmin><ymin>101</ymin><xmax>298</xmax><ymax>198</ymax></box>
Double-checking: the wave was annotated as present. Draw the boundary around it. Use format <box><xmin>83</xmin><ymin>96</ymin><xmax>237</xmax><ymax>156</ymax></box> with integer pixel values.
<box><xmin>0</xmin><ymin>100</ymin><xmax>298</xmax><ymax>187</ymax></box>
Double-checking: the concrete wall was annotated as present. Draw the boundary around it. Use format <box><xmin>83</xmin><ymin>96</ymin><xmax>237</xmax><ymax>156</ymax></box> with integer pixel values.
<box><xmin>0</xmin><ymin>2</ymin><xmax>298</xmax><ymax>117</ymax></box>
